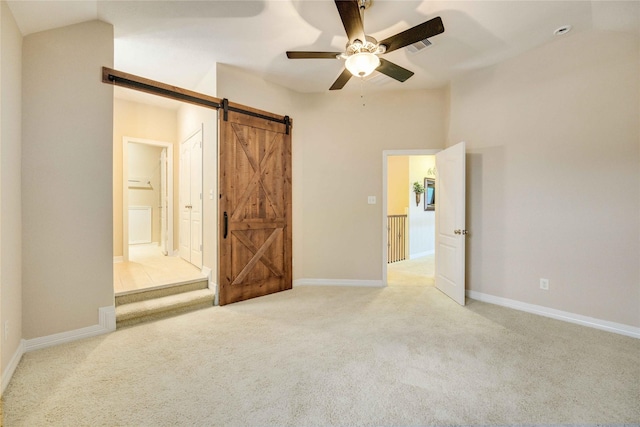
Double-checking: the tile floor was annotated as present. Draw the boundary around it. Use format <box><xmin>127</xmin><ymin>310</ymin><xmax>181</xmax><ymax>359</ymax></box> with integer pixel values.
<box><xmin>114</xmin><ymin>244</ymin><xmax>206</xmax><ymax>294</ymax></box>
<box><xmin>387</xmin><ymin>254</ymin><xmax>435</xmax><ymax>286</ymax></box>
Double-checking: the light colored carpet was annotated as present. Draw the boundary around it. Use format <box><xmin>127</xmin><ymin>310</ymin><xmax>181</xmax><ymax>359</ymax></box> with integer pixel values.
<box><xmin>387</xmin><ymin>254</ymin><xmax>435</xmax><ymax>287</ymax></box>
<box><xmin>3</xmin><ymin>286</ymin><xmax>639</xmax><ymax>426</ymax></box>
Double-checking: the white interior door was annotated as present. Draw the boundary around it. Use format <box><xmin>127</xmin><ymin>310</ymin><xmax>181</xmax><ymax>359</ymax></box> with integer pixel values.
<box><xmin>160</xmin><ymin>148</ymin><xmax>168</xmax><ymax>255</ymax></box>
<box><xmin>189</xmin><ymin>135</ymin><xmax>203</xmax><ymax>268</ymax></box>
<box><xmin>179</xmin><ymin>142</ymin><xmax>191</xmax><ymax>261</ymax></box>
<box><xmin>435</xmin><ymin>141</ymin><xmax>466</xmax><ymax>305</ymax></box>
<box><xmin>179</xmin><ymin>129</ymin><xmax>203</xmax><ymax>268</ymax></box>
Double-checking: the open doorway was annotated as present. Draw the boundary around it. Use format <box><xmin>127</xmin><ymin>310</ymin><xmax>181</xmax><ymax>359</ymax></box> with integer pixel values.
<box><xmin>115</xmin><ymin>136</ymin><xmax>204</xmax><ymax>294</ymax></box>
<box><xmin>112</xmin><ymin>89</ymin><xmax>208</xmax><ymax>296</ymax></box>
<box><xmin>106</xmin><ymin>67</ymin><xmax>292</xmax><ymax>308</ymax></box>
<box><xmin>382</xmin><ymin>150</ymin><xmax>439</xmax><ymax>287</ymax></box>
<box><xmin>123</xmin><ymin>138</ymin><xmax>173</xmax><ymax>261</ymax></box>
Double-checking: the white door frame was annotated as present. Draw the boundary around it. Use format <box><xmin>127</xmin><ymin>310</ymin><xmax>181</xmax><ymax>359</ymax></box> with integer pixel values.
<box><xmin>382</xmin><ymin>149</ymin><xmax>441</xmax><ymax>286</ymax></box>
<box><xmin>122</xmin><ymin>137</ymin><xmax>174</xmax><ymax>262</ymax></box>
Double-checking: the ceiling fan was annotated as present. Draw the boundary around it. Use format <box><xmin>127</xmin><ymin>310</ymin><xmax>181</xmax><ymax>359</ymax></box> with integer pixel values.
<box><xmin>286</xmin><ymin>0</ymin><xmax>445</xmax><ymax>90</ymax></box>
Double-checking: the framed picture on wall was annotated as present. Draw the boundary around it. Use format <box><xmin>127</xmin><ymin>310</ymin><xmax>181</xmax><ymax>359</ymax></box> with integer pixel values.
<box><xmin>424</xmin><ymin>178</ymin><xmax>435</xmax><ymax>211</ymax></box>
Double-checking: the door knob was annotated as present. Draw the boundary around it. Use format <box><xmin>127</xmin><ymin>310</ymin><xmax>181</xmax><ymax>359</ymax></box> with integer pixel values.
<box><xmin>454</xmin><ymin>229</ymin><xmax>461</xmax><ymax>235</ymax></box>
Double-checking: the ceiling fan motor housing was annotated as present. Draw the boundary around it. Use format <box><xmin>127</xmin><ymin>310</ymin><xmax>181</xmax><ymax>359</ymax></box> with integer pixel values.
<box><xmin>346</xmin><ymin>35</ymin><xmax>385</xmax><ymax>55</ymax></box>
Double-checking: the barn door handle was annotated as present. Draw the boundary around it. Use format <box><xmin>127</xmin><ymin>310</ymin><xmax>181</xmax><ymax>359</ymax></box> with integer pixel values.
<box><xmin>223</xmin><ymin>212</ymin><xmax>228</xmax><ymax>239</ymax></box>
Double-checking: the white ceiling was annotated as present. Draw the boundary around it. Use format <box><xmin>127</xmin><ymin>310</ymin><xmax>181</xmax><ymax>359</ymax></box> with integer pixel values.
<box><xmin>8</xmin><ymin>0</ymin><xmax>640</xmax><ymax>100</ymax></box>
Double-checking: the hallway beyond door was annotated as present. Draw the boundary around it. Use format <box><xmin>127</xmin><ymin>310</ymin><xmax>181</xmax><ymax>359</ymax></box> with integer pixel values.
<box><xmin>387</xmin><ymin>254</ymin><xmax>434</xmax><ymax>287</ymax></box>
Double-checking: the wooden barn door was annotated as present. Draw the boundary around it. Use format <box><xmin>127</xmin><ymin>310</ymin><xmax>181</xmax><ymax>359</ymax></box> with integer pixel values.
<box><xmin>219</xmin><ymin>110</ymin><xmax>292</xmax><ymax>306</ymax></box>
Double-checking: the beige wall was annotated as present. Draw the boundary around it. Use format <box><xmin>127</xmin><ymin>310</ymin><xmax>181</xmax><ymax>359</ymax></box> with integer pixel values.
<box><xmin>113</xmin><ymin>98</ymin><xmax>178</xmax><ymax>257</ymax></box>
<box><xmin>128</xmin><ymin>143</ymin><xmax>164</xmax><ymax>244</ymax></box>
<box><xmin>22</xmin><ymin>20</ymin><xmax>114</xmax><ymax>338</ymax></box>
<box><xmin>448</xmin><ymin>29</ymin><xmax>640</xmax><ymax>327</ymax></box>
<box><xmin>387</xmin><ymin>156</ymin><xmax>409</xmax><ymax>216</ymax></box>
<box><xmin>217</xmin><ymin>64</ymin><xmax>448</xmax><ymax>281</ymax></box>
<box><xmin>296</xmin><ymin>89</ymin><xmax>447</xmax><ymax>281</ymax></box>
<box><xmin>1</xmin><ymin>0</ymin><xmax>23</xmax><ymax>377</ymax></box>
<box><xmin>216</xmin><ymin>64</ymin><xmax>295</xmax><ymax>118</ymax></box>
<box><xmin>408</xmin><ymin>156</ymin><xmax>435</xmax><ymax>257</ymax></box>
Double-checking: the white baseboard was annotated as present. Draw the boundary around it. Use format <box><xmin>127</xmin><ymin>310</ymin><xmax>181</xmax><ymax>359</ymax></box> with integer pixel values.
<box><xmin>99</xmin><ymin>306</ymin><xmax>116</xmax><ymax>332</ymax></box>
<box><xmin>23</xmin><ymin>306</ymin><xmax>116</xmax><ymax>353</ymax></box>
<box><xmin>113</xmin><ymin>256</ymin><xmax>123</xmax><ymax>263</ymax></box>
<box><xmin>466</xmin><ymin>290</ymin><xmax>640</xmax><ymax>339</ymax></box>
<box><xmin>294</xmin><ymin>278</ymin><xmax>384</xmax><ymax>287</ymax></box>
<box><xmin>2</xmin><ymin>340</ymin><xmax>25</xmax><ymax>394</ymax></box>
<box><xmin>201</xmin><ymin>266</ymin><xmax>213</xmax><ymax>289</ymax></box>
<box><xmin>2</xmin><ymin>306</ymin><xmax>115</xmax><ymax>393</ymax></box>
<box><xmin>410</xmin><ymin>250</ymin><xmax>434</xmax><ymax>260</ymax></box>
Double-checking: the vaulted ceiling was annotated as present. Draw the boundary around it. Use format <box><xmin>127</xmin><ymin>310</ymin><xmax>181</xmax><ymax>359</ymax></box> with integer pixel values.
<box><xmin>8</xmin><ymin>1</ymin><xmax>640</xmax><ymax>95</ymax></box>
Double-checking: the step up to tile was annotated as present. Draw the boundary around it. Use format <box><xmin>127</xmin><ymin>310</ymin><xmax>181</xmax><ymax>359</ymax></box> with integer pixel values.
<box><xmin>116</xmin><ymin>280</ymin><xmax>214</xmax><ymax>328</ymax></box>
<box><xmin>115</xmin><ymin>278</ymin><xmax>209</xmax><ymax>306</ymax></box>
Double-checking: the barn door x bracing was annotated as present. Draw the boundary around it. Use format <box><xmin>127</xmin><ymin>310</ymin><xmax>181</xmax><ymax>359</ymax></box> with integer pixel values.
<box><xmin>219</xmin><ymin>111</ymin><xmax>292</xmax><ymax>306</ymax></box>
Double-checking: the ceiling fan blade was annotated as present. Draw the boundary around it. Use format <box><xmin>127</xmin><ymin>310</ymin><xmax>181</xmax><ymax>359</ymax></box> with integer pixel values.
<box><xmin>286</xmin><ymin>51</ymin><xmax>342</xmax><ymax>59</ymax></box>
<box><xmin>376</xmin><ymin>58</ymin><xmax>414</xmax><ymax>82</ymax></box>
<box><xmin>329</xmin><ymin>68</ymin><xmax>352</xmax><ymax>90</ymax></box>
<box><xmin>379</xmin><ymin>16</ymin><xmax>445</xmax><ymax>54</ymax></box>
<box><xmin>335</xmin><ymin>0</ymin><xmax>366</xmax><ymax>44</ymax></box>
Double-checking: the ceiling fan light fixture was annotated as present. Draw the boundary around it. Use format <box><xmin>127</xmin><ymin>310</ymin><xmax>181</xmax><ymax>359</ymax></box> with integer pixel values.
<box><xmin>345</xmin><ymin>52</ymin><xmax>380</xmax><ymax>77</ymax></box>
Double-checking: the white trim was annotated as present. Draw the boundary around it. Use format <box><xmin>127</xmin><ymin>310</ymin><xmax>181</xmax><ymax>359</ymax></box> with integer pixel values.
<box><xmin>2</xmin><ymin>340</ymin><xmax>25</xmax><ymax>393</ymax></box>
<box><xmin>113</xmin><ymin>256</ymin><xmax>123</xmax><ymax>263</ymax></box>
<box><xmin>201</xmin><ymin>266</ymin><xmax>214</xmax><ymax>289</ymax></box>
<box><xmin>294</xmin><ymin>278</ymin><xmax>384</xmax><ymax>287</ymax></box>
<box><xmin>410</xmin><ymin>250</ymin><xmax>435</xmax><ymax>260</ymax></box>
<box><xmin>166</xmin><ymin>249</ymin><xmax>177</xmax><ymax>257</ymax></box>
<box><xmin>23</xmin><ymin>306</ymin><xmax>116</xmax><ymax>353</ymax></box>
<box><xmin>467</xmin><ymin>290</ymin><xmax>640</xmax><ymax>339</ymax></box>
<box><xmin>382</xmin><ymin>149</ymin><xmax>441</xmax><ymax>286</ymax></box>
<box><xmin>3</xmin><ymin>307</ymin><xmax>116</xmax><ymax>393</ymax></box>
<box><xmin>99</xmin><ymin>306</ymin><xmax>117</xmax><ymax>333</ymax></box>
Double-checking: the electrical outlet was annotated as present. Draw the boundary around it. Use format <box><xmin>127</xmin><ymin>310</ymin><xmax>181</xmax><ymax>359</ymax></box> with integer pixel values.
<box><xmin>367</xmin><ymin>196</ymin><xmax>376</xmax><ymax>205</ymax></box>
<box><xmin>540</xmin><ymin>278</ymin><xmax>549</xmax><ymax>290</ymax></box>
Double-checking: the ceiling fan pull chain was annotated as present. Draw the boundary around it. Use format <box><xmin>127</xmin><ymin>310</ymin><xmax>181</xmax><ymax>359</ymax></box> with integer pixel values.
<box><xmin>360</xmin><ymin>77</ymin><xmax>366</xmax><ymax>107</ymax></box>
